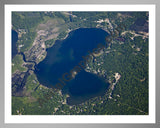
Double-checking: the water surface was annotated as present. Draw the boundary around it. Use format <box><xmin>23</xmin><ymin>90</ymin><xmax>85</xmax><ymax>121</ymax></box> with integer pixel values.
<box><xmin>12</xmin><ymin>30</ymin><xmax>18</xmax><ymax>59</ymax></box>
<box><xmin>35</xmin><ymin>28</ymin><xmax>109</xmax><ymax>105</ymax></box>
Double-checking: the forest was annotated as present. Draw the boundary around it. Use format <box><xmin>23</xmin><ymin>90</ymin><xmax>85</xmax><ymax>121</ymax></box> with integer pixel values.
<box><xmin>12</xmin><ymin>11</ymin><xmax>148</xmax><ymax>115</ymax></box>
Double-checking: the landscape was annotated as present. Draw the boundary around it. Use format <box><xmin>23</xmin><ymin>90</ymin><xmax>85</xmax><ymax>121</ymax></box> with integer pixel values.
<box><xmin>12</xmin><ymin>11</ymin><xmax>149</xmax><ymax>115</ymax></box>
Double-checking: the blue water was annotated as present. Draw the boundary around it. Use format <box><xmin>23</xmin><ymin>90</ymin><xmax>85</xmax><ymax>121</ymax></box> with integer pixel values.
<box><xmin>35</xmin><ymin>28</ymin><xmax>110</xmax><ymax>105</ymax></box>
<box><xmin>12</xmin><ymin>30</ymin><xmax>18</xmax><ymax>59</ymax></box>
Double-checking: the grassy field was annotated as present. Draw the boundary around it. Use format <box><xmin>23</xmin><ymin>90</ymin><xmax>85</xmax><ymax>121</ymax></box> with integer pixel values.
<box><xmin>12</xmin><ymin>55</ymin><xmax>27</xmax><ymax>73</ymax></box>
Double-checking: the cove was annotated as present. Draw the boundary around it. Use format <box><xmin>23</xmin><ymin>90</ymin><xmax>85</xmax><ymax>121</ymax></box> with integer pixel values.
<box><xmin>35</xmin><ymin>28</ymin><xmax>110</xmax><ymax>105</ymax></box>
<box><xmin>12</xmin><ymin>30</ymin><xmax>18</xmax><ymax>59</ymax></box>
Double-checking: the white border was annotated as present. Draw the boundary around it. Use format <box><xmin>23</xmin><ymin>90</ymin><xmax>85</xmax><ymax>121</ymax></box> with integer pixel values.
<box><xmin>5</xmin><ymin>5</ymin><xmax>156</xmax><ymax>123</ymax></box>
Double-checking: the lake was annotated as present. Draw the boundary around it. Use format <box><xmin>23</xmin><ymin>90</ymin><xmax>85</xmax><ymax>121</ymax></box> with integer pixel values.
<box><xmin>35</xmin><ymin>28</ymin><xmax>110</xmax><ymax>105</ymax></box>
<box><xmin>12</xmin><ymin>30</ymin><xmax>18</xmax><ymax>59</ymax></box>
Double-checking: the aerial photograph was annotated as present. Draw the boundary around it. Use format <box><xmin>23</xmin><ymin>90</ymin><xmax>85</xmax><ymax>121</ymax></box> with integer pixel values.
<box><xmin>12</xmin><ymin>11</ymin><xmax>149</xmax><ymax>115</ymax></box>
